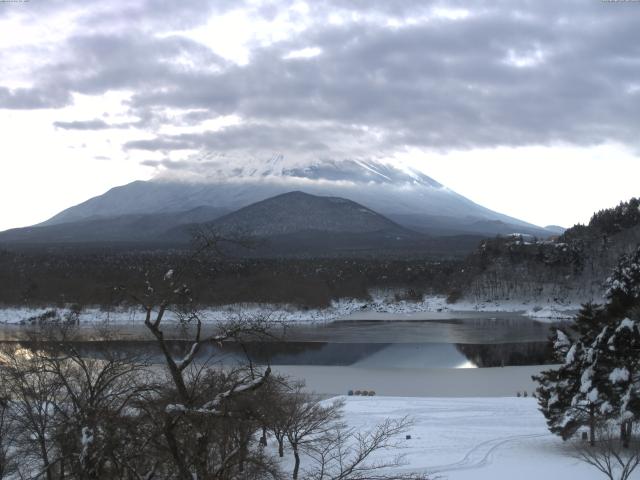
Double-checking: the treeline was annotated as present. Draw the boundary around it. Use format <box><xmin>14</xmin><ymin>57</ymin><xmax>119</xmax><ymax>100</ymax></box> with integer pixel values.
<box><xmin>563</xmin><ymin>197</ymin><xmax>640</xmax><ymax>241</ymax></box>
<box><xmin>0</xmin><ymin>248</ymin><xmax>461</xmax><ymax>308</ymax></box>
<box><xmin>460</xmin><ymin>197</ymin><xmax>640</xmax><ymax>302</ymax></box>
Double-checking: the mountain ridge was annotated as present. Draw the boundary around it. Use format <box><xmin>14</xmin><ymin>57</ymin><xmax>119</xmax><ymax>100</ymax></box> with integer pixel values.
<box><xmin>35</xmin><ymin>159</ymin><xmax>553</xmax><ymax>238</ymax></box>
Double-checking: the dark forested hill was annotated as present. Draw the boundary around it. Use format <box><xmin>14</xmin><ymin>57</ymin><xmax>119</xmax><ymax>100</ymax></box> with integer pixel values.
<box><xmin>458</xmin><ymin>198</ymin><xmax>640</xmax><ymax>303</ymax></box>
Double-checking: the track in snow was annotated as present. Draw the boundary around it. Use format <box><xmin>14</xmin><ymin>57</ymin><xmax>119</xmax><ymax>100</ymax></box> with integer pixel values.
<box><xmin>422</xmin><ymin>433</ymin><xmax>550</xmax><ymax>474</ymax></box>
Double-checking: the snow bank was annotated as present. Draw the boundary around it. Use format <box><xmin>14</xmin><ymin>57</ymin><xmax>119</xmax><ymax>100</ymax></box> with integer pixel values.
<box><xmin>0</xmin><ymin>293</ymin><xmax>580</xmax><ymax>326</ymax></box>
<box><xmin>523</xmin><ymin>307</ymin><xmax>576</xmax><ymax>321</ymax></box>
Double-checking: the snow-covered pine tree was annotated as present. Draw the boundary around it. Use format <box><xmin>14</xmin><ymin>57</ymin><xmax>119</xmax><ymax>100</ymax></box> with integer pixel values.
<box><xmin>534</xmin><ymin>330</ymin><xmax>598</xmax><ymax>442</ymax></box>
<box><xmin>533</xmin><ymin>329</ymin><xmax>569</xmax><ymax>433</ymax></box>
<box><xmin>573</xmin><ymin>302</ymin><xmax>607</xmax><ymax>343</ymax></box>
<box><xmin>605</xmin><ymin>245</ymin><xmax>640</xmax><ymax>317</ymax></box>
<box><xmin>568</xmin><ymin>322</ymin><xmax>615</xmax><ymax>444</ymax></box>
<box><xmin>534</xmin><ymin>305</ymin><xmax>613</xmax><ymax>444</ymax></box>
<box><xmin>602</xmin><ymin>315</ymin><xmax>640</xmax><ymax>447</ymax></box>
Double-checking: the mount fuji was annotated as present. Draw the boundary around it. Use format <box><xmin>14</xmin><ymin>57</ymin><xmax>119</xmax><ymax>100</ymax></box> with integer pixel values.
<box><xmin>0</xmin><ymin>159</ymin><xmax>554</xmax><ymax>251</ymax></box>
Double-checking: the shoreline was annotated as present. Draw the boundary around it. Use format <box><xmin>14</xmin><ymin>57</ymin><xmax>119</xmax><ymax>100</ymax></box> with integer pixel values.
<box><xmin>0</xmin><ymin>294</ymin><xmax>581</xmax><ymax>326</ymax></box>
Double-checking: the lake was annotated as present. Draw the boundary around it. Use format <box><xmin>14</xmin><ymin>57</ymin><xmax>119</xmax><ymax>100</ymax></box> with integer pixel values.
<box><xmin>0</xmin><ymin>312</ymin><xmax>561</xmax><ymax>397</ymax></box>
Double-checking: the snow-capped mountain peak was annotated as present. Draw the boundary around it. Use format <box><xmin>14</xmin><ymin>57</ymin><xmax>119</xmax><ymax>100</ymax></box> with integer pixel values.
<box><xmin>155</xmin><ymin>156</ymin><xmax>443</xmax><ymax>188</ymax></box>
<box><xmin>28</xmin><ymin>157</ymin><xmax>552</xmax><ymax>239</ymax></box>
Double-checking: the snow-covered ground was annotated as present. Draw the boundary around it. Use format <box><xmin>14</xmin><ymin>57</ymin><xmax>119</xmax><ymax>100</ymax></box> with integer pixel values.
<box><xmin>0</xmin><ymin>293</ymin><xmax>581</xmax><ymax>326</ymax></box>
<box><xmin>298</xmin><ymin>396</ymin><xmax>608</xmax><ymax>479</ymax></box>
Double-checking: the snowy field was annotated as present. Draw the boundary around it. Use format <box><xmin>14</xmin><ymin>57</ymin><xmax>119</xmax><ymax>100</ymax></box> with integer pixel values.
<box><xmin>0</xmin><ymin>294</ymin><xmax>581</xmax><ymax>326</ymax></box>
<box><xmin>312</xmin><ymin>396</ymin><xmax>611</xmax><ymax>480</ymax></box>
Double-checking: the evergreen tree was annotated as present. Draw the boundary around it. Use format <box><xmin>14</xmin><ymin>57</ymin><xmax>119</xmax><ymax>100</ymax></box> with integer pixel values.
<box><xmin>601</xmin><ymin>315</ymin><xmax>640</xmax><ymax>447</ymax></box>
<box><xmin>572</xmin><ymin>302</ymin><xmax>606</xmax><ymax>342</ymax></box>
<box><xmin>568</xmin><ymin>323</ymin><xmax>613</xmax><ymax>444</ymax></box>
<box><xmin>605</xmin><ymin>245</ymin><xmax>640</xmax><ymax>318</ymax></box>
<box><xmin>535</xmin><ymin>246</ymin><xmax>640</xmax><ymax>446</ymax></box>
<box><xmin>534</xmin><ymin>331</ymin><xmax>601</xmax><ymax>443</ymax></box>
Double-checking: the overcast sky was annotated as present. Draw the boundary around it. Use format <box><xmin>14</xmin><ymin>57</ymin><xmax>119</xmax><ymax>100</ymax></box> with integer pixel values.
<box><xmin>1</xmin><ymin>0</ymin><xmax>639</xmax><ymax>232</ymax></box>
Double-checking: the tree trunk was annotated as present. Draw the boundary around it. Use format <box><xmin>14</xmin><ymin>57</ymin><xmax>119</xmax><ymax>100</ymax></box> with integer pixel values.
<box><xmin>278</xmin><ymin>437</ymin><xmax>284</xmax><ymax>458</ymax></box>
<box><xmin>38</xmin><ymin>438</ymin><xmax>53</xmax><ymax>480</ymax></box>
<box><xmin>292</xmin><ymin>445</ymin><xmax>300</xmax><ymax>480</ymax></box>
<box><xmin>239</xmin><ymin>438</ymin><xmax>248</xmax><ymax>474</ymax></box>
<box><xmin>147</xmin><ymin>323</ymin><xmax>190</xmax><ymax>402</ymax></box>
<box><xmin>163</xmin><ymin>417</ymin><xmax>193</xmax><ymax>480</ymax></box>
<box><xmin>589</xmin><ymin>405</ymin><xmax>596</xmax><ymax>447</ymax></box>
<box><xmin>622</xmin><ymin>421</ymin><xmax>632</xmax><ymax>449</ymax></box>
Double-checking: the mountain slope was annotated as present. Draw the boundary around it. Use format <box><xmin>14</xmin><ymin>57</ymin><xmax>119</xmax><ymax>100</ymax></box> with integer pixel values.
<box><xmin>0</xmin><ymin>189</ymin><xmax>486</xmax><ymax>256</ymax></box>
<box><xmin>209</xmin><ymin>191</ymin><xmax>408</xmax><ymax>236</ymax></box>
<box><xmin>0</xmin><ymin>206</ymin><xmax>227</xmax><ymax>244</ymax></box>
<box><xmin>38</xmin><ymin>159</ymin><xmax>552</xmax><ymax>237</ymax></box>
<box><xmin>163</xmin><ymin>191</ymin><xmax>438</xmax><ymax>255</ymax></box>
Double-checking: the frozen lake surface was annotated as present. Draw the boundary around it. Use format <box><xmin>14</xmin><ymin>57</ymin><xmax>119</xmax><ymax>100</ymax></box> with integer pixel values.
<box><xmin>273</xmin><ymin>364</ymin><xmax>548</xmax><ymax>397</ymax></box>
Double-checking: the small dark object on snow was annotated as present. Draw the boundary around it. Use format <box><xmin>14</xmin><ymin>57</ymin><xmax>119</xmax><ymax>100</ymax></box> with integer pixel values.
<box><xmin>348</xmin><ymin>390</ymin><xmax>354</xmax><ymax>396</ymax></box>
<box><xmin>516</xmin><ymin>391</ymin><xmax>521</xmax><ymax>397</ymax></box>
<box><xmin>354</xmin><ymin>390</ymin><xmax>362</xmax><ymax>396</ymax></box>
<box><xmin>406</xmin><ymin>435</ymin><xmax>412</xmax><ymax>440</ymax></box>
<box><xmin>368</xmin><ymin>390</ymin><xmax>376</xmax><ymax>396</ymax></box>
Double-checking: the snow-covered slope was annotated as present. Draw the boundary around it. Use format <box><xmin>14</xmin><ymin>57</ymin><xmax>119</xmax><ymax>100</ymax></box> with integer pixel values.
<box><xmin>40</xmin><ymin>159</ymin><xmax>551</xmax><ymax>237</ymax></box>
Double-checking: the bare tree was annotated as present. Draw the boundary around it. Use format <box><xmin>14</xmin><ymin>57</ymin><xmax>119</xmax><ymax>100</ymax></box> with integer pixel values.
<box><xmin>0</xmin><ymin>344</ymin><xmax>63</xmax><ymax>480</ymax></box>
<box><xmin>305</xmin><ymin>416</ymin><xmax>428</xmax><ymax>480</ymax></box>
<box><xmin>33</xmin><ymin>326</ymin><xmax>154</xmax><ymax>479</ymax></box>
<box><xmin>281</xmin><ymin>386</ymin><xmax>344</xmax><ymax>480</ymax></box>
<box><xmin>114</xmin><ymin>233</ymin><xmax>286</xmax><ymax>480</ymax></box>
<box><xmin>0</xmin><ymin>385</ymin><xmax>17</xmax><ymax>479</ymax></box>
<box><xmin>0</xmin><ymin>319</ymin><xmax>157</xmax><ymax>480</ymax></box>
<box><xmin>574</xmin><ymin>424</ymin><xmax>640</xmax><ymax>480</ymax></box>
<box><xmin>261</xmin><ymin>375</ymin><xmax>294</xmax><ymax>458</ymax></box>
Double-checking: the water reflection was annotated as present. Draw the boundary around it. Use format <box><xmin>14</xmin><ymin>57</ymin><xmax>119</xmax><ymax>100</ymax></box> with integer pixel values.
<box><xmin>0</xmin><ymin>313</ymin><xmax>559</xmax><ymax>368</ymax></box>
<box><xmin>284</xmin><ymin>317</ymin><xmax>558</xmax><ymax>344</ymax></box>
<box><xmin>0</xmin><ymin>339</ymin><xmax>555</xmax><ymax>368</ymax></box>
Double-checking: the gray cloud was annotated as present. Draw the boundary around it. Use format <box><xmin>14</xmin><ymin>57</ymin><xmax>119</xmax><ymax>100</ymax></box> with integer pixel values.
<box><xmin>140</xmin><ymin>159</ymin><xmax>189</xmax><ymax>169</ymax></box>
<box><xmin>54</xmin><ymin>119</ymin><xmax>111</xmax><ymax>130</ymax></box>
<box><xmin>3</xmin><ymin>0</ymin><xmax>640</xmax><ymax>161</ymax></box>
<box><xmin>0</xmin><ymin>86</ymin><xmax>71</xmax><ymax>110</ymax></box>
<box><xmin>123</xmin><ymin>6</ymin><xmax>640</xmax><ymax>153</ymax></box>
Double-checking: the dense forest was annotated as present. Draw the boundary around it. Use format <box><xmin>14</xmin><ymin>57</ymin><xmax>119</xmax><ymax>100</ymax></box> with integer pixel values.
<box><xmin>0</xmin><ymin>249</ymin><xmax>461</xmax><ymax>308</ymax></box>
<box><xmin>460</xmin><ymin>198</ymin><xmax>640</xmax><ymax>303</ymax></box>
